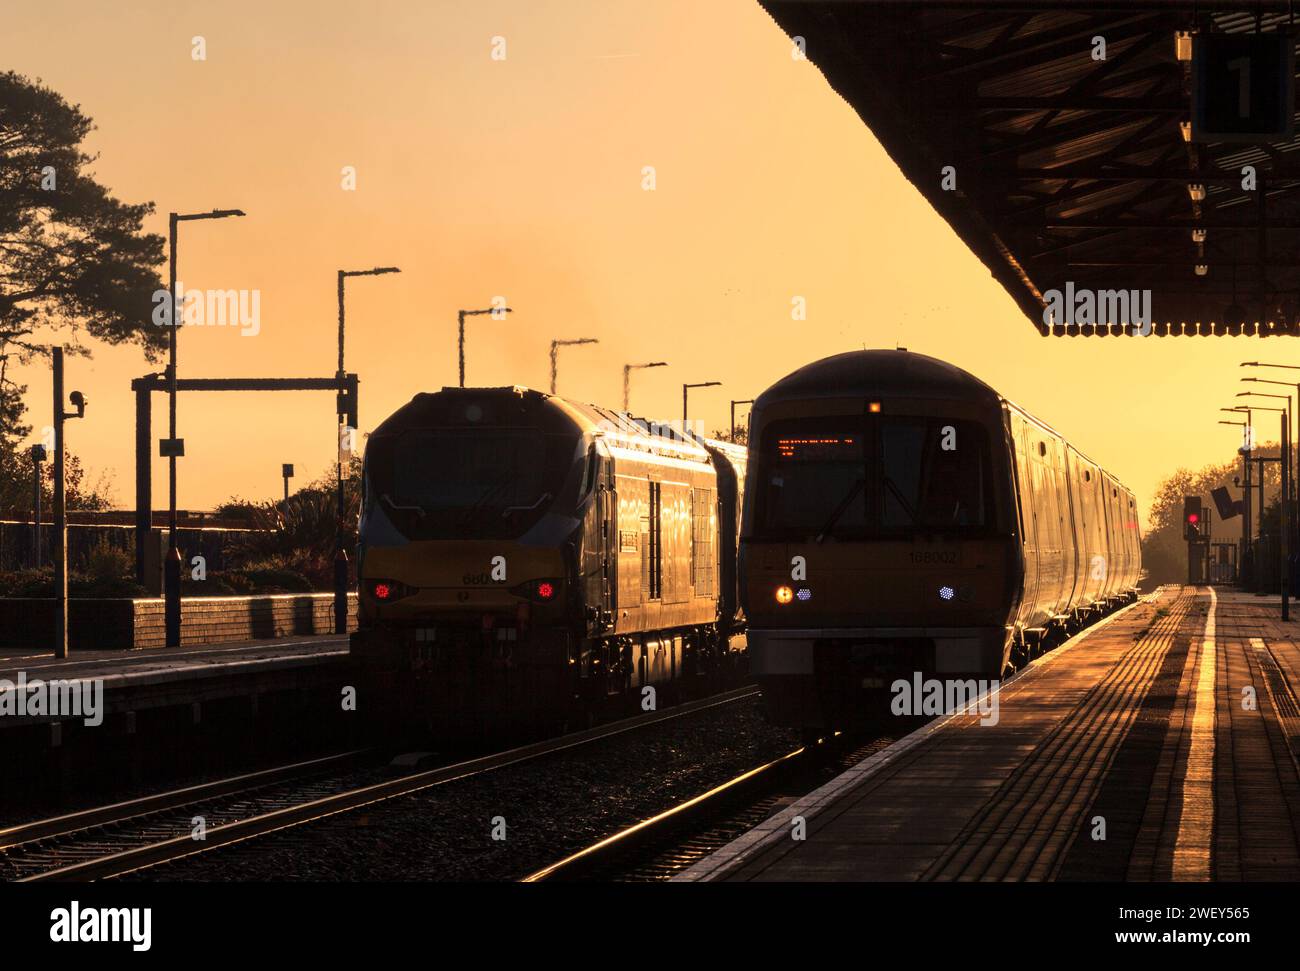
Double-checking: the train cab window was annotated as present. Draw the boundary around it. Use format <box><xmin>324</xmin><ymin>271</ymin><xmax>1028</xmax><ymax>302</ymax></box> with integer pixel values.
<box><xmin>758</xmin><ymin>416</ymin><xmax>990</xmax><ymax>538</ymax></box>
<box><xmin>880</xmin><ymin>419</ymin><xmax>988</xmax><ymax>529</ymax></box>
<box><xmin>370</xmin><ymin>427</ymin><xmax>571</xmax><ymax>540</ymax></box>
<box><xmin>761</xmin><ymin>423</ymin><xmax>866</xmax><ymax>534</ymax></box>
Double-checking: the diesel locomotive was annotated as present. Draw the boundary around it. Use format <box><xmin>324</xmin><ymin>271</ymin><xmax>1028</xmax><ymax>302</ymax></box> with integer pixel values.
<box><xmin>350</xmin><ymin>386</ymin><xmax>746</xmax><ymax>732</ymax></box>
<box><xmin>742</xmin><ymin>350</ymin><xmax>1141</xmax><ymax>733</ymax></box>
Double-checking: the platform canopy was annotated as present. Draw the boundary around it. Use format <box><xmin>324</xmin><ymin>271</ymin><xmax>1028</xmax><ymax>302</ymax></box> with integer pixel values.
<box><xmin>761</xmin><ymin>0</ymin><xmax>1300</xmax><ymax>335</ymax></box>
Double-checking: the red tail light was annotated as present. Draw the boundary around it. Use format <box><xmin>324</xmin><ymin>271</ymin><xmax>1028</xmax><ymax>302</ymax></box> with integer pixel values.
<box><xmin>510</xmin><ymin>578</ymin><xmax>562</xmax><ymax>603</ymax></box>
<box><xmin>367</xmin><ymin>579</ymin><xmax>412</xmax><ymax>602</ymax></box>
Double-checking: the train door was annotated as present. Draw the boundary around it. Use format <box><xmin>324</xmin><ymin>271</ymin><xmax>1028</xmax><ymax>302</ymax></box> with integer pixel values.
<box><xmin>1031</xmin><ymin>437</ymin><xmax>1064</xmax><ymax>616</ymax></box>
<box><xmin>1048</xmin><ymin>438</ymin><xmax>1073</xmax><ymax>614</ymax></box>
<box><xmin>1124</xmin><ymin>494</ymin><xmax>1139</xmax><ymax>590</ymax></box>
<box><xmin>1013</xmin><ymin>414</ymin><xmax>1042</xmax><ymax>630</ymax></box>
<box><xmin>599</xmin><ymin>456</ymin><xmax>614</xmax><ymax>624</ymax></box>
<box><xmin>1061</xmin><ymin>448</ymin><xmax>1084</xmax><ymax>613</ymax></box>
<box><xmin>1103</xmin><ymin>481</ymin><xmax>1121</xmax><ymax>598</ymax></box>
<box><xmin>614</xmin><ymin>471</ymin><xmax>647</xmax><ymax>623</ymax></box>
<box><xmin>661</xmin><ymin>481</ymin><xmax>691</xmax><ymax>606</ymax></box>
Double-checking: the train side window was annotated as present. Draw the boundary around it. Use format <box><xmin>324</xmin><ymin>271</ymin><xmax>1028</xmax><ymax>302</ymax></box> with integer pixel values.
<box><xmin>646</xmin><ymin>481</ymin><xmax>662</xmax><ymax>600</ymax></box>
<box><xmin>584</xmin><ymin>445</ymin><xmax>599</xmax><ymax>495</ymax></box>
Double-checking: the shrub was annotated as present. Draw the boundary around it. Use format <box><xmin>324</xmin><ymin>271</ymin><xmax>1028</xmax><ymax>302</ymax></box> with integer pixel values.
<box><xmin>244</xmin><ymin>568</ymin><xmax>313</xmax><ymax>593</ymax></box>
<box><xmin>0</xmin><ymin>568</ymin><xmax>145</xmax><ymax>599</ymax></box>
<box><xmin>86</xmin><ymin>537</ymin><xmax>133</xmax><ymax>582</ymax></box>
<box><xmin>231</xmin><ymin>557</ymin><xmax>314</xmax><ymax>593</ymax></box>
<box><xmin>181</xmin><ymin>575</ymin><xmax>238</xmax><ymax>596</ymax></box>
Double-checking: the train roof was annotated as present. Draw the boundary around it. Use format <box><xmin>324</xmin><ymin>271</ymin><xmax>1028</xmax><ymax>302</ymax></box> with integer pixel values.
<box><xmin>375</xmin><ymin>385</ymin><xmax>726</xmax><ymax>466</ymax></box>
<box><xmin>755</xmin><ymin>350</ymin><xmax>1002</xmax><ymax>409</ymax></box>
<box><xmin>755</xmin><ymin>350</ymin><xmax>1134</xmax><ymax>500</ymax></box>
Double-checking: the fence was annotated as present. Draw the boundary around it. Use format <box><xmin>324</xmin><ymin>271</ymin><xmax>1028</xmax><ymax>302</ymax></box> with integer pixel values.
<box><xmin>0</xmin><ymin>521</ymin><xmax>244</xmax><ymax>574</ymax></box>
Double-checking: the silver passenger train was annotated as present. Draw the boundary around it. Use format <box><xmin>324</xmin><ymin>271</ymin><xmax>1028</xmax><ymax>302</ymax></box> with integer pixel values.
<box><xmin>740</xmin><ymin>350</ymin><xmax>1142</xmax><ymax>732</ymax></box>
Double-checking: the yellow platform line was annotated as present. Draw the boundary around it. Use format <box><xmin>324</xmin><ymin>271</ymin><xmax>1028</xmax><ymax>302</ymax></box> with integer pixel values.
<box><xmin>1171</xmin><ymin>586</ymin><xmax>1216</xmax><ymax>881</ymax></box>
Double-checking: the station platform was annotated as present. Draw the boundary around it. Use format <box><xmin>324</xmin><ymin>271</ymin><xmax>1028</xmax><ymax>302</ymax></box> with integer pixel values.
<box><xmin>0</xmin><ymin>634</ymin><xmax>349</xmax><ymax>728</ymax></box>
<box><xmin>680</xmin><ymin>586</ymin><xmax>1300</xmax><ymax>882</ymax></box>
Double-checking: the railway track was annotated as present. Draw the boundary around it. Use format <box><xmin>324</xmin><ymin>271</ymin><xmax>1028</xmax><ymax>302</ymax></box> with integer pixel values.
<box><xmin>523</xmin><ymin>596</ymin><xmax>1159</xmax><ymax>883</ymax></box>
<box><xmin>522</xmin><ymin>732</ymin><xmax>899</xmax><ymax>882</ymax></box>
<box><xmin>1</xmin><ymin>685</ymin><xmax>760</xmax><ymax>882</ymax></box>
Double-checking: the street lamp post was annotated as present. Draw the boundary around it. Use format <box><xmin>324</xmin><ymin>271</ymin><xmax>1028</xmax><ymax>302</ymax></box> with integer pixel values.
<box><xmin>730</xmin><ymin>399</ymin><xmax>755</xmax><ymax>442</ymax></box>
<box><xmin>336</xmin><ymin>266</ymin><xmax>400</xmax><ymax>635</ymax></box>
<box><xmin>458</xmin><ymin>306</ymin><xmax>512</xmax><ymax>387</ymax></box>
<box><xmin>622</xmin><ymin>361</ymin><xmax>667</xmax><ymax>412</ymax></box>
<box><xmin>51</xmin><ymin>346</ymin><xmax>86</xmax><ymax>658</ymax></box>
<box><xmin>282</xmin><ymin>463</ymin><xmax>294</xmax><ymax>504</ymax></box>
<box><xmin>1242</xmin><ymin>363</ymin><xmax>1300</xmax><ymax>562</ymax></box>
<box><xmin>163</xmin><ymin>208</ymin><xmax>245</xmax><ymax>649</ymax></box>
<box><xmin>30</xmin><ymin>443</ymin><xmax>46</xmax><ymax>568</ymax></box>
<box><xmin>1239</xmin><ymin>395</ymin><xmax>1291</xmax><ymax>619</ymax></box>
<box><xmin>549</xmin><ymin>338</ymin><xmax>598</xmax><ymax>395</ymax></box>
<box><xmin>683</xmin><ymin>381</ymin><xmax>721</xmax><ymax>428</ymax></box>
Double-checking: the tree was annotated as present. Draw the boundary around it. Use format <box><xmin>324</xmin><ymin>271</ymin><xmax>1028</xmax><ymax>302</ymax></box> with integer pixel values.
<box><xmin>0</xmin><ymin>441</ymin><xmax>113</xmax><ymax>516</ymax></box>
<box><xmin>0</xmin><ymin>70</ymin><xmax>166</xmax><ymax>446</ymax></box>
<box><xmin>711</xmin><ymin>427</ymin><xmax>748</xmax><ymax>445</ymax></box>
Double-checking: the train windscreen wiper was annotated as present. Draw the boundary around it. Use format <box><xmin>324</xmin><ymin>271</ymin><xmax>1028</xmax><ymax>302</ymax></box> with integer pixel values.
<box><xmin>380</xmin><ymin>493</ymin><xmax>426</xmax><ymax>520</ymax></box>
<box><xmin>501</xmin><ymin>492</ymin><xmax>552</xmax><ymax>518</ymax></box>
<box><xmin>815</xmin><ymin>477</ymin><xmax>864</xmax><ymax>544</ymax></box>
<box><xmin>882</xmin><ymin>475</ymin><xmax>919</xmax><ymax>525</ymax></box>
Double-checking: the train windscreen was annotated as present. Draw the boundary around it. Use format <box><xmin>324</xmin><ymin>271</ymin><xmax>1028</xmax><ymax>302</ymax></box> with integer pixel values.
<box><xmin>366</xmin><ymin>428</ymin><xmax>576</xmax><ymax>539</ymax></box>
<box><xmin>758</xmin><ymin>416</ymin><xmax>991</xmax><ymax>539</ymax></box>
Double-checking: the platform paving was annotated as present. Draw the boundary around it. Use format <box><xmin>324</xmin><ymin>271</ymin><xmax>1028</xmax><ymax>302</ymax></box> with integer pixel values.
<box><xmin>678</xmin><ymin>586</ymin><xmax>1300</xmax><ymax>882</ymax></box>
<box><xmin>0</xmin><ymin>635</ymin><xmax>349</xmax><ymax>728</ymax></box>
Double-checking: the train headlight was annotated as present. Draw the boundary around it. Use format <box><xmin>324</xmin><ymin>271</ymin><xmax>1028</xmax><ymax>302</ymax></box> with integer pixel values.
<box><xmin>939</xmin><ymin>585</ymin><xmax>955</xmax><ymax>601</ymax></box>
<box><xmin>796</xmin><ymin>587</ymin><xmax>812</xmax><ymax>601</ymax></box>
<box><xmin>775</xmin><ymin>585</ymin><xmax>794</xmax><ymax>604</ymax></box>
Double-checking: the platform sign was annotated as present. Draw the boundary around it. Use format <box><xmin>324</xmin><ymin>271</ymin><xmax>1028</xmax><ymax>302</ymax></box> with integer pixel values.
<box><xmin>1211</xmin><ymin>485</ymin><xmax>1242</xmax><ymax>521</ymax></box>
<box><xmin>1192</xmin><ymin>33</ymin><xmax>1295</xmax><ymax>142</ymax></box>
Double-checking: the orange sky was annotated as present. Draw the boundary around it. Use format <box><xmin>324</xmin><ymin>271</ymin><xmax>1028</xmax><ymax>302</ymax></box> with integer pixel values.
<box><xmin>1</xmin><ymin>0</ymin><xmax>1281</xmax><ymax>528</ymax></box>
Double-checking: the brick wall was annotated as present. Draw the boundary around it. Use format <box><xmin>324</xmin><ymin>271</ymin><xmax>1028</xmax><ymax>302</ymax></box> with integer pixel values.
<box><xmin>0</xmin><ymin>593</ymin><xmax>357</xmax><ymax>652</ymax></box>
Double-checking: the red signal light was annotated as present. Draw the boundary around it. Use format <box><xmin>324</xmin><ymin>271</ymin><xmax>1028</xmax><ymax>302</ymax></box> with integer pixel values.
<box><xmin>537</xmin><ymin>581</ymin><xmax>555</xmax><ymax>601</ymax></box>
<box><xmin>1187</xmin><ymin>513</ymin><xmax>1199</xmax><ymax>524</ymax></box>
<box><xmin>373</xmin><ymin>582</ymin><xmax>392</xmax><ymax>601</ymax></box>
